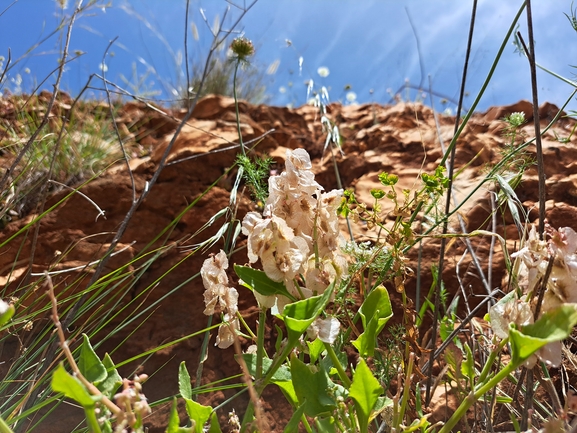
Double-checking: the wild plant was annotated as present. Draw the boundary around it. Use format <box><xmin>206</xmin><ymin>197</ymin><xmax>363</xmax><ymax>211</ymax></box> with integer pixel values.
<box><xmin>3</xmin><ymin>1</ymin><xmax>577</xmax><ymax>432</ymax></box>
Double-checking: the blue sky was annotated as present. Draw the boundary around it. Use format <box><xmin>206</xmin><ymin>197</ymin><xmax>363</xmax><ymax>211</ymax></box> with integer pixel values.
<box><xmin>2</xmin><ymin>0</ymin><xmax>577</xmax><ymax>113</ymax></box>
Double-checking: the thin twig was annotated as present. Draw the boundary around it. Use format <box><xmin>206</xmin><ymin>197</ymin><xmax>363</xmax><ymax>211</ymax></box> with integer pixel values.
<box><xmin>48</xmin><ymin>180</ymin><xmax>106</xmax><ymax>221</ymax></box>
<box><xmin>0</xmin><ymin>48</ymin><xmax>11</xmax><ymax>88</ymax></box>
<box><xmin>517</xmin><ymin>1</ymin><xmax>546</xmax><ymax>239</ymax></box>
<box><xmin>101</xmin><ymin>37</ymin><xmax>137</xmax><ymax>204</ymax></box>
<box><xmin>45</xmin><ymin>273</ymin><xmax>122</xmax><ymax>418</ymax></box>
<box><xmin>184</xmin><ymin>0</ymin><xmax>192</xmax><ymax>106</ymax></box>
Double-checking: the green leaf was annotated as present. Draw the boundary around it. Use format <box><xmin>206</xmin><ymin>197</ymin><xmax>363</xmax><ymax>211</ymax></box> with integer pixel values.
<box><xmin>166</xmin><ymin>397</ymin><xmax>194</xmax><ymax>433</ymax></box>
<box><xmin>510</xmin><ymin>304</ymin><xmax>577</xmax><ymax>364</ymax></box>
<box><xmin>349</xmin><ymin>359</ymin><xmax>383</xmax><ymax>433</ymax></box>
<box><xmin>98</xmin><ymin>353</ymin><xmax>122</xmax><ymax>398</ymax></box>
<box><xmin>352</xmin><ymin>286</ymin><xmax>393</xmax><ymax>357</ymax></box>
<box><xmin>306</xmin><ymin>338</ymin><xmax>325</xmax><ymax>364</ymax></box>
<box><xmin>315</xmin><ymin>416</ymin><xmax>337</xmax><ymax>433</ymax></box>
<box><xmin>51</xmin><ymin>363</ymin><xmax>97</xmax><ymax>408</ymax></box>
<box><xmin>207</xmin><ymin>413</ymin><xmax>222</xmax><ymax>433</ymax></box>
<box><xmin>357</xmin><ymin>286</ymin><xmax>393</xmax><ymax>329</ymax></box>
<box><xmin>234</xmin><ymin>265</ymin><xmax>296</xmax><ymax>301</ymax></box>
<box><xmin>0</xmin><ymin>301</ymin><xmax>15</xmax><ymax>327</ymax></box>
<box><xmin>240</xmin><ymin>353</ymin><xmax>298</xmax><ymax>406</ymax></box>
<box><xmin>290</xmin><ymin>355</ymin><xmax>336</xmax><ymax>417</ymax></box>
<box><xmin>461</xmin><ymin>344</ymin><xmax>475</xmax><ymax>382</ymax></box>
<box><xmin>276</xmin><ymin>380</ymin><xmax>298</xmax><ymax>408</ymax></box>
<box><xmin>179</xmin><ymin>362</ymin><xmax>193</xmax><ymax>400</ymax></box>
<box><xmin>283</xmin><ymin>282</ymin><xmax>335</xmax><ymax>344</ymax></box>
<box><xmin>184</xmin><ymin>397</ymin><xmax>213</xmax><ymax>433</ymax></box>
<box><xmin>283</xmin><ymin>403</ymin><xmax>306</xmax><ymax>433</ymax></box>
<box><xmin>241</xmin><ymin>354</ymin><xmax>292</xmax><ymax>382</ymax></box>
<box><xmin>79</xmin><ymin>334</ymin><xmax>107</xmax><ymax>384</ymax></box>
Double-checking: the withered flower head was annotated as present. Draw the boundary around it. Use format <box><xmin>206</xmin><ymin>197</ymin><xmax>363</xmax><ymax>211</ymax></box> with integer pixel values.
<box><xmin>230</xmin><ymin>37</ymin><xmax>255</xmax><ymax>62</ymax></box>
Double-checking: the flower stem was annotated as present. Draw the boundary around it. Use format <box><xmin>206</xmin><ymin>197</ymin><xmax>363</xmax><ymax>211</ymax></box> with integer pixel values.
<box><xmin>233</xmin><ymin>61</ymin><xmax>245</xmax><ymax>156</ymax></box>
<box><xmin>256</xmin><ymin>309</ymin><xmax>266</xmax><ymax>380</ymax></box>
<box><xmin>324</xmin><ymin>342</ymin><xmax>351</xmax><ymax>388</ymax></box>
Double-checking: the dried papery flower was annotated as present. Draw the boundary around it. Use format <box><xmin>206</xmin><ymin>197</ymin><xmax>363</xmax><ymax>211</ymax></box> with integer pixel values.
<box><xmin>307</xmin><ymin>316</ymin><xmax>340</xmax><ymax>344</ymax></box>
<box><xmin>242</xmin><ymin>214</ymin><xmax>309</xmax><ymax>283</ymax></box>
<box><xmin>315</xmin><ymin>189</ymin><xmax>345</xmax><ymax>257</ymax></box>
<box><xmin>511</xmin><ymin>225</ymin><xmax>549</xmax><ymax>294</ymax></box>
<box><xmin>241</xmin><ymin>148</ymin><xmax>349</xmax><ymax>311</ymax></box>
<box><xmin>303</xmin><ymin>255</ymin><xmax>347</xmax><ymax>298</ymax></box>
<box><xmin>537</xmin><ymin>341</ymin><xmax>562</xmax><ymax>368</ymax></box>
<box><xmin>266</xmin><ymin>149</ymin><xmax>321</xmax><ymax>221</ymax></box>
<box><xmin>489</xmin><ymin>295</ymin><xmax>533</xmax><ymax>340</ymax></box>
<box><xmin>545</xmin><ymin>226</ymin><xmax>577</xmax><ymax>307</ymax></box>
<box><xmin>201</xmin><ymin>250</ymin><xmax>239</xmax><ymax>316</ymax></box>
<box><xmin>216</xmin><ymin>314</ymin><xmax>240</xmax><ymax>349</ymax></box>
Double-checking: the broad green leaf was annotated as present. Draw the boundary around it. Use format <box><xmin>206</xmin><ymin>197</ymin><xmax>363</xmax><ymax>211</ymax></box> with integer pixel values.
<box><xmin>51</xmin><ymin>363</ymin><xmax>97</xmax><ymax>408</ymax></box>
<box><xmin>283</xmin><ymin>403</ymin><xmax>306</xmax><ymax>433</ymax></box>
<box><xmin>241</xmin><ymin>354</ymin><xmax>291</xmax><ymax>382</ymax></box>
<box><xmin>184</xmin><ymin>397</ymin><xmax>213</xmax><ymax>433</ymax></box>
<box><xmin>79</xmin><ymin>334</ymin><xmax>107</xmax><ymax>384</ymax></box>
<box><xmin>522</xmin><ymin>305</ymin><xmax>577</xmax><ymax>340</ymax></box>
<box><xmin>283</xmin><ymin>282</ymin><xmax>335</xmax><ymax>344</ymax></box>
<box><xmin>275</xmin><ymin>380</ymin><xmax>298</xmax><ymax>408</ymax></box>
<box><xmin>179</xmin><ymin>361</ymin><xmax>193</xmax><ymax>400</ymax></box>
<box><xmin>207</xmin><ymin>413</ymin><xmax>222</xmax><ymax>433</ymax></box>
<box><xmin>98</xmin><ymin>353</ymin><xmax>122</xmax><ymax>398</ymax></box>
<box><xmin>290</xmin><ymin>355</ymin><xmax>336</xmax><ymax>417</ymax></box>
<box><xmin>352</xmin><ymin>286</ymin><xmax>393</xmax><ymax>357</ymax></box>
<box><xmin>373</xmin><ymin>396</ymin><xmax>394</xmax><ymax>414</ymax></box>
<box><xmin>315</xmin><ymin>416</ymin><xmax>337</xmax><ymax>433</ymax></box>
<box><xmin>352</xmin><ymin>320</ymin><xmax>378</xmax><ymax>357</ymax></box>
<box><xmin>349</xmin><ymin>359</ymin><xmax>383</xmax><ymax>433</ymax></box>
<box><xmin>240</xmin><ymin>353</ymin><xmax>299</xmax><ymax>406</ymax></box>
<box><xmin>357</xmin><ymin>286</ymin><xmax>392</xmax><ymax>329</ymax></box>
<box><xmin>509</xmin><ymin>329</ymin><xmax>546</xmax><ymax>365</ymax></box>
<box><xmin>510</xmin><ymin>305</ymin><xmax>577</xmax><ymax>364</ymax></box>
<box><xmin>167</xmin><ymin>397</ymin><xmax>194</xmax><ymax>433</ymax></box>
<box><xmin>234</xmin><ymin>265</ymin><xmax>296</xmax><ymax>301</ymax></box>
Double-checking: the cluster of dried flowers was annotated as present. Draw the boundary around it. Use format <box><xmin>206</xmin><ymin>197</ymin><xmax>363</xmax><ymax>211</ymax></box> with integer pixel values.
<box><xmin>489</xmin><ymin>225</ymin><xmax>577</xmax><ymax>367</ymax></box>
<box><xmin>200</xmin><ymin>149</ymin><xmax>349</xmax><ymax>348</ymax></box>
<box><xmin>200</xmin><ymin>250</ymin><xmax>239</xmax><ymax>349</ymax></box>
<box><xmin>241</xmin><ymin>148</ymin><xmax>348</xmax><ymax>312</ymax></box>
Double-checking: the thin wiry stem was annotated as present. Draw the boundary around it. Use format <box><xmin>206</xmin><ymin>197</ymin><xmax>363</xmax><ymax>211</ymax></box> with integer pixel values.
<box><xmin>101</xmin><ymin>37</ymin><xmax>137</xmax><ymax>203</ymax></box>
<box><xmin>519</xmin><ymin>1</ymin><xmax>545</xmax><ymax>239</ymax></box>
<box><xmin>426</xmin><ymin>0</ymin><xmax>478</xmax><ymax>405</ymax></box>
<box><xmin>184</xmin><ymin>0</ymin><xmax>192</xmax><ymax>106</ymax></box>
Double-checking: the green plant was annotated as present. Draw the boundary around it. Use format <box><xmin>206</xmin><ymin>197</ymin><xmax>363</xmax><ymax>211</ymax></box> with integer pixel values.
<box><xmin>4</xmin><ymin>0</ymin><xmax>577</xmax><ymax>432</ymax></box>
